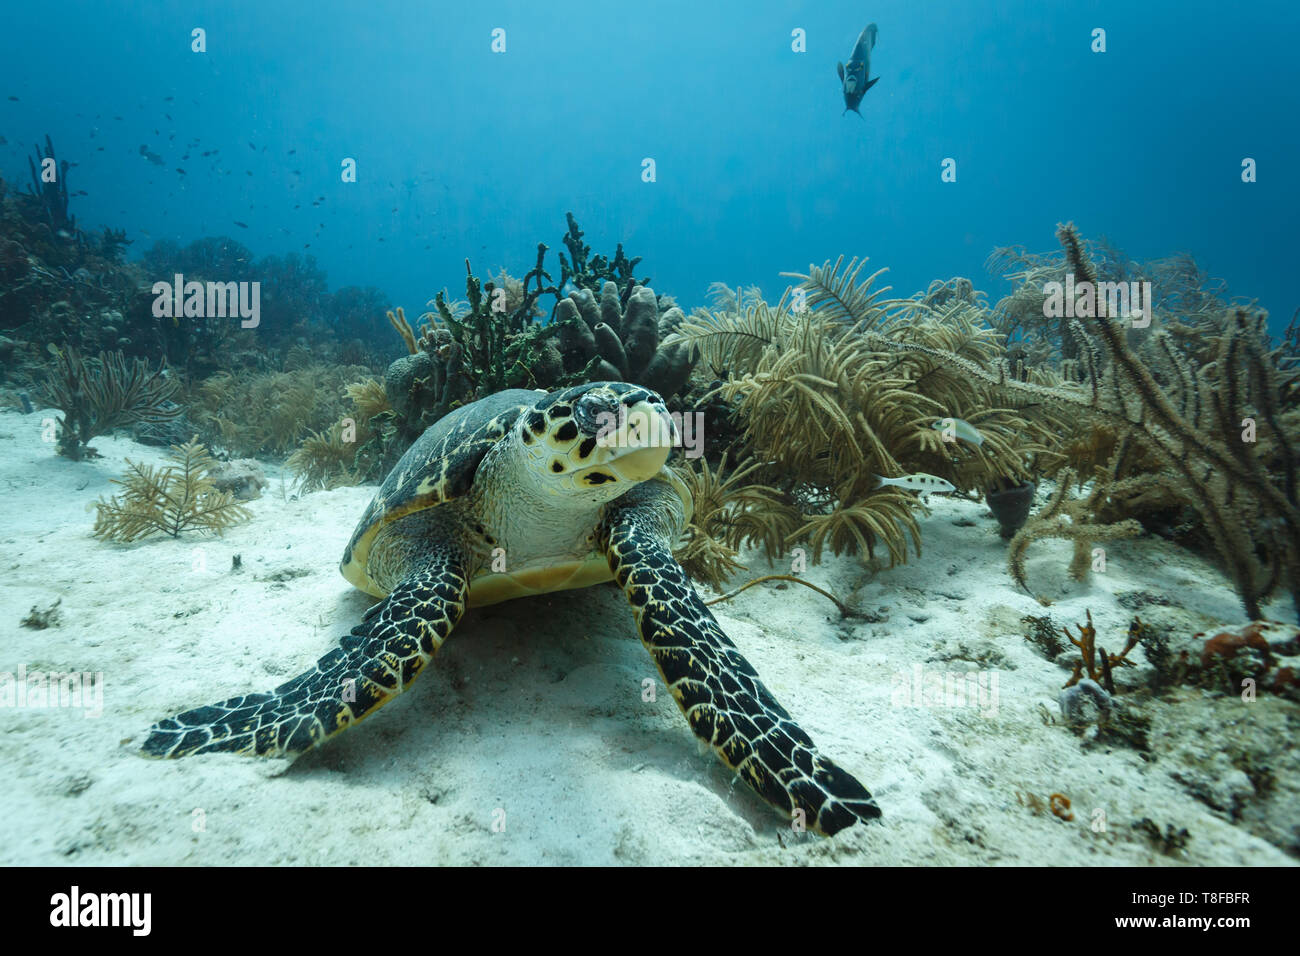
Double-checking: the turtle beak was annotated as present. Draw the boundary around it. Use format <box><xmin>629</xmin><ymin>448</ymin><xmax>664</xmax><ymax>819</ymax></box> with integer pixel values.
<box><xmin>601</xmin><ymin>401</ymin><xmax>677</xmax><ymax>482</ymax></box>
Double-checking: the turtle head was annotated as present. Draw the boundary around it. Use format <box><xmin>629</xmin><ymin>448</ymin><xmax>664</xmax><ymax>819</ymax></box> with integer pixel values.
<box><xmin>518</xmin><ymin>382</ymin><xmax>679</xmax><ymax>498</ymax></box>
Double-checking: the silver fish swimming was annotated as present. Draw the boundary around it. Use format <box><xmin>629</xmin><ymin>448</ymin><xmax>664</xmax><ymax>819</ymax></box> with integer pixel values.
<box><xmin>932</xmin><ymin>417</ymin><xmax>985</xmax><ymax>448</ymax></box>
<box><xmin>874</xmin><ymin>473</ymin><xmax>957</xmax><ymax>496</ymax></box>
<box><xmin>837</xmin><ymin>22</ymin><xmax>880</xmax><ymax>116</ymax></box>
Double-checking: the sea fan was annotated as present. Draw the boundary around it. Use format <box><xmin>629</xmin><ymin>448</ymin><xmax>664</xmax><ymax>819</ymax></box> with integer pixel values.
<box><xmin>93</xmin><ymin>438</ymin><xmax>252</xmax><ymax>542</ymax></box>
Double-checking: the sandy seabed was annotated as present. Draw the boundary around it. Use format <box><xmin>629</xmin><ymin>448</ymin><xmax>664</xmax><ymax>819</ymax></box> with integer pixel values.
<box><xmin>2</xmin><ymin>406</ymin><xmax>1296</xmax><ymax>866</ymax></box>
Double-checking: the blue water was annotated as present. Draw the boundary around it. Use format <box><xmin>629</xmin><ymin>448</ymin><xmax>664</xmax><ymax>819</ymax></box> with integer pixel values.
<box><xmin>3</xmin><ymin>0</ymin><xmax>1297</xmax><ymax>329</ymax></box>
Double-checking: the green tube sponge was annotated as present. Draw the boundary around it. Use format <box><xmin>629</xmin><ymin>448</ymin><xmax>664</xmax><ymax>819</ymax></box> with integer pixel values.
<box><xmin>599</xmin><ymin>281</ymin><xmax>624</xmax><ymax>335</ymax></box>
<box><xmin>594</xmin><ymin>322</ymin><xmax>629</xmax><ymax>377</ymax></box>
<box><xmin>622</xmin><ymin>285</ymin><xmax>660</xmax><ymax>378</ymax></box>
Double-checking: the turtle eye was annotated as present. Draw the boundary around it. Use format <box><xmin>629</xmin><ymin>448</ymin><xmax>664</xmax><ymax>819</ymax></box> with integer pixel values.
<box><xmin>574</xmin><ymin>392</ymin><xmax>618</xmax><ymax>437</ymax></box>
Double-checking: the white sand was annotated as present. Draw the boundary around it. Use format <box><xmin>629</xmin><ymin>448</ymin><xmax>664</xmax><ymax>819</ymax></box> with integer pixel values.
<box><xmin>1</xmin><ymin>406</ymin><xmax>1295</xmax><ymax>865</ymax></box>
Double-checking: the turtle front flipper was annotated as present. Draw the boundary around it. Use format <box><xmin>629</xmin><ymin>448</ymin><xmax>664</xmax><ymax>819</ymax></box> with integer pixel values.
<box><xmin>600</xmin><ymin>486</ymin><xmax>881</xmax><ymax>836</ymax></box>
<box><xmin>141</xmin><ymin>552</ymin><xmax>469</xmax><ymax>759</ymax></box>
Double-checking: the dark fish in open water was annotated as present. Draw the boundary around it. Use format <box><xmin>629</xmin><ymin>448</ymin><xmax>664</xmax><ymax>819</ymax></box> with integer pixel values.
<box><xmin>837</xmin><ymin>23</ymin><xmax>880</xmax><ymax>116</ymax></box>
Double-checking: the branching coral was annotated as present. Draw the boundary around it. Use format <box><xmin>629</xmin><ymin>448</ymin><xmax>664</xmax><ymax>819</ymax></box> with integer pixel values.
<box><xmin>191</xmin><ymin>363</ymin><xmax>369</xmax><ymax>458</ymax></box>
<box><xmin>286</xmin><ymin>420</ymin><xmax>369</xmax><ymax>492</ymax></box>
<box><xmin>669</xmin><ymin>453</ymin><xmax>805</xmax><ymax>588</ymax></box>
<box><xmin>384</xmin><ymin>270</ymin><xmax>694</xmax><ymax>461</ymax></box>
<box><xmin>287</xmin><ymin>377</ymin><xmax>394</xmax><ymax>491</ymax></box>
<box><xmin>662</xmin><ymin>258</ymin><xmax>1066</xmax><ymax>573</ymax></box>
<box><xmin>375</xmin><ymin>214</ymin><xmax>686</xmax><ymax>461</ymax></box>
<box><xmin>1008</xmin><ymin>469</ymin><xmax>1143</xmax><ymax>604</ymax></box>
<box><xmin>26</xmin><ymin>135</ymin><xmax>75</xmax><ymax>234</ymax></box>
<box><xmin>41</xmin><ymin>346</ymin><xmax>181</xmax><ymax>460</ymax></box>
<box><xmin>860</xmin><ymin>224</ymin><xmax>1300</xmax><ymax>621</ymax></box>
<box><xmin>92</xmin><ymin>438</ymin><xmax>252</xmax><ymax>541</ymax></box>
<box><xmin>670</xmin><ymin>454</ymin><xmax>754</xmax><ymax>589</ymax></box>
<box><xmin>558</xmin><ymin>211</ymin><xmax>647</xmax><ymax>302</ymax></box>
<box><xmin>1061</xmin><ymin>609</ymin><xmax>1143</xmax><ymax>692</ymax></box>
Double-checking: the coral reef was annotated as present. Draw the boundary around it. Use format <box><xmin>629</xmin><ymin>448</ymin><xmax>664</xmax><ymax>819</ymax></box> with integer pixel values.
<box><xmin>662</xmin><ymin>257</ymin><xmax>1062</xmax><ymax>573</ymax></box>
<box><xmin>670</xmin><ymin>454</ymin><xmax>777</xmax><ymax>589</ymax></box>
<box><xmin>25</xmin><ymin>135</ymin><xmax>75</xmax><ymax>234</ymax></box>
<box><xmin>366</xmin><ymin>213</ymin><xmax>691</xmax><ymax>472</ymax></box>
<box><xmin>1187</xmin><ymin>620</ymin><xmax>1300</xmax><ymax>699</ymax></box>
<box><xmin>92</xmin><ymin>438</ymin><xmax>253</xmax><ymax>541</ymax></box>
<box><xmin>860</xmin><ymin>225</ymin><xmax>1300</xmax><ymax>621</ymax></box>
<box><xmin>189</xmin><ymin>363</ymin><xmax>369</xmax><ymax>458</ymax></box>
<box><xmin>286</xmin><ymin>378</ymin><xmax>393</xmax><ymax>490</ymax></box>
<box><xmin>1060</xmin><ymin>609</ymin><xmax>1144</xmax><ymax>693</ymax></box>
<box><xmin>40</xmin><ymin>347</ymin><xmax>181</xmax><ymax>460</ymax></box>
<box><xmin>380</xmin><ymin>271</ymin><xmax>693</xmax><ymax>463</ymax></box>
<box><xmin>1007</xmin><ymin>470</ymin><xmax>1142</xmax><ymax>604</ymax></box>
<box><xmin>557</xmin><ymin>211</ymin><xmax>648</xmax><ymax>303</ymax></box>
<box><xmin>554</xmin><ymin>282</ymin><xmax>694</xmax><ymax>396</ymax></box>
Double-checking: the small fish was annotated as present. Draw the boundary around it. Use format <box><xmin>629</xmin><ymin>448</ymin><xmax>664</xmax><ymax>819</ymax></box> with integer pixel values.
<box><xmin>176</xmin><ymin>168</ymin><xmax>186</xmax><ymax>175</ymax></box>
<box><xmin>932</xmin><ymin>417</ymin><xmax>985</xmax><ymax>447</ymax></box>
<box><xmin>0</xmin><ymin>135</ymin><xmax>6</xmax><ymax>145</ymax></box>
<box><xmin>874</xmin><ymin>473</ymin><xmax>956</xmax><ymax>496</ymax></box>
<box><xmin>288</xmin><ymin>148</ymin><xmax>296</xmax><ymax>155</ymax></box>
<box><xmin>233</xmin><ymin>220</ymin><xmax>248</xmax><ymax>228</ymax></box>
<box><xmin>7</xmin><ymin>95</ymin><xmax>18</xmax><ymax>102</ymax></box>
<box><xmin>249</xmin><ymin>142</ymin><xmax>256</xmax><ymax>150</ymax></box>
<box><xmin>837</xmin><ymin>23</ymin><xmax>880</xmax><ymax>116</ymax></box>
<box><xmin>164</xmin><ymin>96</ymin><xmax>174</xmax><ymax>101</ymax></box>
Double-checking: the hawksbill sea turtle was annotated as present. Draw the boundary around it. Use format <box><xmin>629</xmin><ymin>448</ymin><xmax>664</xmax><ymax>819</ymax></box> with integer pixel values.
<box><xmin>141</xmin><ymin>382</ymin><xmax>881</xmax><ymax>835</ymax></box>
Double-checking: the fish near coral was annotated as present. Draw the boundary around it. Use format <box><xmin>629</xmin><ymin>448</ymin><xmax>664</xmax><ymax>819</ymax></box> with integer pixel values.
<box><xmin>874</xmin><ymin>473</ymin><xmax>956</xmax><ymax>498</ymax></box>
<box><xmin>838</xmin><ymin>23</ymin><xmax>880</xmax><ymax>116</ymax></box>
<box><xmin>933</xmin><ymin>417</ymin><xmax>985</xmax><ymax>448</ymax></box>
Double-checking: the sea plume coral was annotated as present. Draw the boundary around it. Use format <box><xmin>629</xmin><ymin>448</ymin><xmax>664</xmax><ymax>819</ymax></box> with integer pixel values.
<box><xmin>40</xmin><ymin>346</ymin><xmax>181</xmax><ymax>460</ymax></box>
<box><xmin>863</xmin><ymin>224</ymin><xmax>1300</xmax><ymax>620</ymax></box>
<box><xmin>92</xmin><ymin>438</ymin><xmax>252</xmax><ymax>541</ymax></box>
<box><xmin>663</xmin><ymin>259</ymin><xmax>1062</xmax><ymax>573</ymax></box>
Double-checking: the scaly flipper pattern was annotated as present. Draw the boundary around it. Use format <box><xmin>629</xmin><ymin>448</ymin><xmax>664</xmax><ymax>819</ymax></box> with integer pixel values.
<box><xmin>600</xmin><ymin>492</ymin><xmax>881</xmax><ymax>836</ymax></box>
<box><xmin>141</xmin><ymin>553</ymin><xmax>469</xmax><ymax>758</ymax></box>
